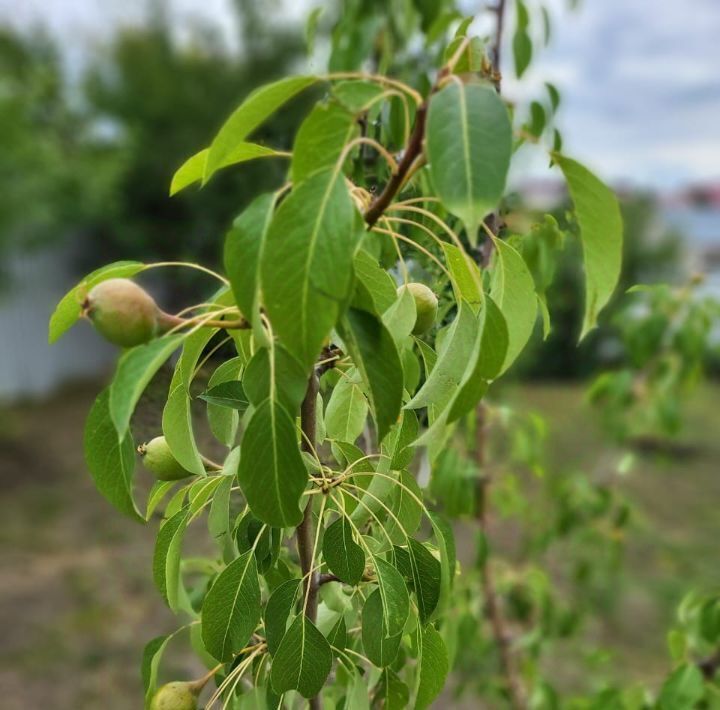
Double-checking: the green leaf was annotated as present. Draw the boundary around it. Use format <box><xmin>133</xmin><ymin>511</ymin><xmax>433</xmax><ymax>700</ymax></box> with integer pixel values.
<box><xmin>393</xmin><ymin>541</ymin><xmax>441</xmax><ymax>624</ymax></box>
<box><xmin>49</xmin><ymin>261</ymin><xmax>145</xmax><ymax>344</ymax></box>
<box><xmin>374</xmin><ymin>557</ymin><xmax>410</xmax><ymax>637</ymax></box>
<box><xmin>426</xmin><ymin>82</ymin><xmax>512</xmax><ymax>243</ymax></box>
<box><xmin>382</xmin><ymin>286</ymin><xmax>417</xmax><ymax>345</ymax></box>
<box><xmin>327</xmin><ymin>615</ymin><xmax>347</xmax><ymax>652</ymax></box>
<box><xmin>206</xmin><ymin>75</ymin><xmax>317</xmax><ymax>180</ymax></box>
<box><xmin>527</xmin><ymin>101</ymin><xmax>546</xmax><ymax>138</ymax></box>
<box><xmin>142</xmin><ymin>634</ymin><xmax>174</xmax><ymax>709</ymax></box>
<box><xmin>292</xmin><ymin>101</ymin><xmax>358</xmax><ymax>183</ymax></box>
<box><xmin>325</xmin><ymin>374</ymin><xmax>368</xmax><ymax>444</ymax></box>
<box><xmin>554</xmin><ymin>154</ymin><xmax>623</xmax><ymax>339</ymax></box>
<box><xmin>109</xmin><ymin>334</ymin><xmax>185</xmax><ymax>437</ymax></box>
<box><xmin>385</xmin><ymin>470</ymin><xmax>423</xmax><ymax>545</ymax></box>
<box><xmin>378</xmin><ymin>669</ymin><xmax>409</xmax><ymax>710</ymax></box>
<box><xmin>332</xmin><ymin>80</ymin><xmax>386</xmax><ymax>113</ymax></box>
<box><xmin>170</xmin><ymin>144</ymin><xmax>283</xmax><ymax>196</ymax></box>
<box><xmin>305</xmin><ymin>7</ymin><xmax>323</xmax><ymax>54</ymax></box>
<box><xmin>489</xmin><ymin>239</ymin><xmax>537</xmax><ymax>372</ymax></box>
<box><xmin>441</xmin><ymin>243</ymin><xmax>483</xmax><ymax>311</ymax></box>
<box><xmin>175</xmin><ymin>325</ymin><xmax>218</xmax><ymax>385</ymax></box>
<box><xmin>161</xmin><ymin>328</ymin><xmax>216</xmax><ymax>475</ymax></box>
<box><xmin>476</xmin><ymin>295</ymin><xmax>510</xmax><ymax>381</ymax></box>
<box><xmin>445</xmin><ymin>35</ymin><xmax>486</xmax><ymax>74</ymax></box>
<box><xmin>546</xmin><ymin>82</ymin><xmax>561</xmax><ymax>112</ymax></box>
<box><xmin>234</xmin><ymin>511</ymin><xmax>273</xmax><ymax>571</ymax></box>
<box><xmin>205</xmin><ymin>358</ymin><xmax>243</xmax><ymax>447</ymax></box>
<box><xmin>265</xmin><ymin>579</ymin><xmax>301</xmax><ymax>656</ymax></box>
<box><xmin>658</xmin><ymin>664</ymin><xmax>705</xmax><ymax>710</ymax></box>
<box><xmin>513</xmin><ymin>1</ymin><xmax>533</xmax><ymax>79</ymax></box>
<box><xmin>340</xmin><ymin>308</ymin><xmax>403</xmax><ymax>442</ymax></box>
<box><xmin>163</xmin><ymin>381</ymin><xmax>205</xmax><ymax>476</ymax></box>
<box><xmin>430</xmin><ymin>449</ymin><xmax>476</xmax><ymax>518</ymax></box>
<box><xmin>187</xmin><ymin>474</ymin><xmax>222</xmax><ymax>515</ymax></box>
<box><xmin>428</xmin><ymin>512</ymin><xmax>456</xmax><ymax>619</ymax></box>
<box><xmin>146</xmin><ymin>481</ymin><xmax>176</xmax><ymax>521</ymax></box>
<box><xmin>414</xmin><ymin>0</ymin><xmax>442</xmax><ymax>31</ymax></box>
<box><xmin>224</xmin><ymin>192</ymin><xmax>276</xmax><ymax>322</ymax></box>
<box><xmin>348</xmin><ymin>470</ymin><xmax>395</xmax><ymax>530</ymax></box>
<box><xmin>406</xmin><ymin>301</ymin><xmax>477</xmax><ymax>410</ymax></box>
<box><xmin>238</xmin><ymin>398</ymin><xmax>307</xmax><ymax>527</ymax></box>
<box><xmin>199</xmin><ymin>381</ymin><xmax>249</xmax><ymax>410</ymax></box>
<box><xmin>415</xmin><ymin>625</ymin><xmax>449</xmax><ymax>709</ymax></box>
<box><xmin>270</xmin><ymin>614</ymin><xmax>333</xmax><ymax>698</ymax></box>
<box><xmin>425</xmin><ymin>297</ymin><xmax>505</xmax><ymax>428</ymax></box>
<box><xmin>201</xmin><ymin>551</ymin><xmax>262</xmax><ymax>662</ymax></box>
<box><xmin>84</xmin><ymin>389</ymin><xmax>142</xmax><ymax>521</ymax></box>
<box><xmin>345</xmin><ymin>669</ymin><xmax>372</xmax><ymax>710</ymax></box>
<box><xmin>362</xmin><ymin>588</ymin><xmax>403</xmax><ymax>667</ymax></box>
<box><xmin>243</xmin><ymin>344</ymin><xmax>308</xmax><ymax>414</ymax></box>
<box><xmin>353</xmin><ymin>249</ymin><xmax>398</xmax><ymax>315</ymax></box>
<box><xmin>208</xmin><ymin>472</ymin><xmax>234</xmax><ymax>558</ymax></box>
<box><xmin>323</xmin><ymin>517</ymin><xmax>365</xmax><ymax>585</ymax></box>
<box><xmin>388</xmin><ymin>410</ymin><xmax>419</xmax><ymax>470</ymax></box>
<box><xmin>153</xmin><ymin>507</ymin><xmax>190</xmax><ymax>610</ymax></box>
<box><xmin>261</xmin><ymin>168</ymin><xmax>362</xmax><ymax>368</ymax></box>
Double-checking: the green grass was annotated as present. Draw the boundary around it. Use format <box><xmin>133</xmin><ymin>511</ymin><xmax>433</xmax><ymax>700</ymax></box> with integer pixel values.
<box><xmin>512</xmin><ymin>382</ymin><xmax>720</xmax><ymax>688</ymax></box>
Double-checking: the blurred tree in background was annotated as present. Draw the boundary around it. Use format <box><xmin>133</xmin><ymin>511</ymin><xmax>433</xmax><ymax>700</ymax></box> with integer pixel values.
<box><xmin>519</xmin><ymin>194</ymin><xmax>683</xmax><ymax>379</ymax></box>
<box><xmin>81</xmin><ymin>0</ymin><xmax>306</xmax><ymax>275</ymax></box>
<box><xmin>0</xmin><ymin>29</ymin><xmax>120</xmax><ymax>279</ymax></box>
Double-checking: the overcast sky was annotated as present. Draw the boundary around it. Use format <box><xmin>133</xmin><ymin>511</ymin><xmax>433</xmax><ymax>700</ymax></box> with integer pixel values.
<box><xmin>3</xmin><ymin>0</ymin><xmax>719</xmax><ymax>190</ymax></box>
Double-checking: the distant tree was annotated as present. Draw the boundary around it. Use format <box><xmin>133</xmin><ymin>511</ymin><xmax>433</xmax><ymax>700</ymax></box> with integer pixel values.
<box><xmin>519</xmin><ymin>193</ymin><xmax>683</xmax><ymax>378</ymax></box>
<box><xmin>0</xmin><ymin>29</ymin><xmax>119</xmax><ymax>280</ymax></box>
<box><xmin>82</xmin><ymin>2</ymin><xmax>306</xmax><ymax>277</ymax></box>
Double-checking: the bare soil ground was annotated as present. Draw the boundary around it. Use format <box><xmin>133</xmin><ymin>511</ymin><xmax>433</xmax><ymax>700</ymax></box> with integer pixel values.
<box><xmin>1</xmin><ymin>380</ymin><xmax>718</xmax><ymax>708</ymax></box>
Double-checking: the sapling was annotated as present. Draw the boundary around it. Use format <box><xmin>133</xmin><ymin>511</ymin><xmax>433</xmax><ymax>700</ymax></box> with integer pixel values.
<box><xmin>49</xmin><ymin>5</ymin><xmax>626</xmax><ymax>707</ymax></box>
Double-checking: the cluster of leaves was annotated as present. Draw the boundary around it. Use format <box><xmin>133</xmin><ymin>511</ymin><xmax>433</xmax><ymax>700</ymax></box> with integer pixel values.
<box><xmin>49</xmin><ymin>3</ymin><xmax>629</xmax><ymax>709</ymax></box>
<box><xmin>567</xmin><ymin>589</ymin><xmax>720</xmax><ymax>708</ymax></box>
<box><xmin>430</xmin><ymin>399</ymin><xmax>633</xmax><ymax>706</ymax></box>
<box><xmin>589</xmin><ymin>280</ymin><xmax>720</xmax><ymax>444</ymax></box>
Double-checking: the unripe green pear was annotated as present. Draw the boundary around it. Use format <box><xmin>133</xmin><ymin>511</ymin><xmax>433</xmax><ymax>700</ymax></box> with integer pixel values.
<box><xmin>150</xmin><ymin>681</ymin><xmax>198</xmax><ymax>710</ymax></box>
<box><xmin>139</xmin><ymin>436</ymin><xmax>192</xmax><ymax>481</ymax></box>
<box><xmin>83</xmin><ymin>278</ymin><xmax>160</xmax><ymax>347</ymax></box>
<box><xmin>398</xmin><ymin>282</ymin><xmax>438</xmax><ymax>335</ymax></box>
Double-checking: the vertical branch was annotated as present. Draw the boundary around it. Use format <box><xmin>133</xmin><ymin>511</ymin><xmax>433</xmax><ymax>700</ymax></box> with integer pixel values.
<box><xmin>490</xmin><ymin>0</ymin><xmax>508</xmax><ymax>82</ymax></box>
<box><xmin>480</xmin><ymin>0</ymin><xmax>508</xmax><ymax>266</ymax></box>
<box><xmin>296</xmin><ymin>372</ymin><xmax>321</xmax><ymax>710</ymax></box>
<box><xmin>474</xmin><ymin>5</ymin><xmax>525</xmax><ymax>707</ymax></box>
<box><xmin>474</xmin><ymin>404</ymin><xmax>526</xmax><ymax>710</ymax></box>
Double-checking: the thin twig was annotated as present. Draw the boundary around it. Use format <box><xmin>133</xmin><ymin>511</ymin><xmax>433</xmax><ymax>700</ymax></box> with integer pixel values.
<box><xmin>363</xmin><ymin>102</ymin><xmax>428</xmax><ymax>228</ymax></box>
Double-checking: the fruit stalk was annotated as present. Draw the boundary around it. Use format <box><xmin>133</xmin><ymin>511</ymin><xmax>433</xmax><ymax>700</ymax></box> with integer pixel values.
<box><xmin>156</xmin><ymin>310</ymin><xmax>250</xmax><ymax>333</ymax></box>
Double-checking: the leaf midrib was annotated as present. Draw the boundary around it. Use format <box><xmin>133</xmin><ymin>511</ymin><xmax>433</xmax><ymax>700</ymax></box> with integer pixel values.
<box><xmin>218</xmin><ymin>551</ymin><xmax>255</xmax><ymax>659</ymax></box>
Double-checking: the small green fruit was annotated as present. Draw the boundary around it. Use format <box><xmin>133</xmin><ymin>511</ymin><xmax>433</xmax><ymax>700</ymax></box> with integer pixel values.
<box><xmin>83</xmin><ymin>278</ymin><xmax>159</xmax><ymax>347</ymax></box>
<box><xmin>150</xmin><ymin>682</ymin><xmax>198</xmax><ymax>710</ymax></box>
<box><xmin>139</xmin><ymin>436</ymin><xmax>192</xmax><ymax>481</ymax></box>
<box><xmin>398</xmin><ymin>282</ymin><xmax>438</xmax><ymax>335</ymax></box>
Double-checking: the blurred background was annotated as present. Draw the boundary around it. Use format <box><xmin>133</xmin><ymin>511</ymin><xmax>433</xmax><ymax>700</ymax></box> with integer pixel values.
<box><xmin>0</xmin><ymin>0</ymin><xmax>718</xmax><ymax>707</ymax></box>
